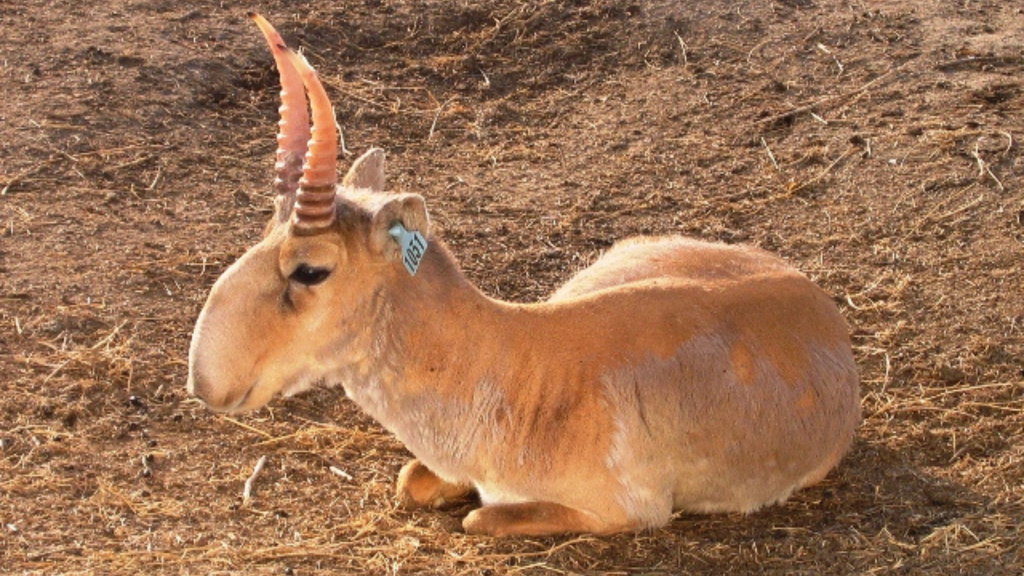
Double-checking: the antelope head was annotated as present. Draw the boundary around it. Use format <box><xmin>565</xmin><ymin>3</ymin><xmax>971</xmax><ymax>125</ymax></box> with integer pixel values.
<box><xmin>187</xmin><ymin>15</ymin><xmax>429</xmax><ymax>412</ymax></box>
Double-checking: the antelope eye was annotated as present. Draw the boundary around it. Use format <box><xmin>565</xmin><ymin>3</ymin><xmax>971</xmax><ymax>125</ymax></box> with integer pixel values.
<box><xmin>289</xmin><ymin>264</ymin><xmax>331</xmax><ymax>286</ymax></box>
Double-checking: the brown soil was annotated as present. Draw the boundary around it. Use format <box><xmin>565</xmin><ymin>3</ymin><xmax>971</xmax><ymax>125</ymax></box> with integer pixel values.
<box><xmin>2</xmin><ymin>0</ymin><xmax>1022</xmax><ymax>574</ymax></box>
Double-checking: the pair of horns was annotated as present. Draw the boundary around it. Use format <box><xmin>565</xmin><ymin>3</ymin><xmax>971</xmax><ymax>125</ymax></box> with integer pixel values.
<box><xmin>251</xmin><ymin>13</ymin><xmax>338</xmax><ymax>232</ymax></box>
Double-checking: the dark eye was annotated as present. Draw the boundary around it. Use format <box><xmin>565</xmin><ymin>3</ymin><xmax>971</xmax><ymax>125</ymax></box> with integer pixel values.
<box><xmin>289</xmin><ymin>264</ymin><xmax>331</xmax><ymax>286</ymax></box>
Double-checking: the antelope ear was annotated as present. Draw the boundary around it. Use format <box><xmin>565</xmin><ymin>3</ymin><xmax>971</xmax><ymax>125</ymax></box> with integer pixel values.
<box><xmin>343</xmin><ymin>148</ymin><xmax>386</xmax><ymax>192</ymax></box>
<box><xmin>369</xmin><ymin>194</ymin><xmax>430</xmax><ymax>260</ymax></box>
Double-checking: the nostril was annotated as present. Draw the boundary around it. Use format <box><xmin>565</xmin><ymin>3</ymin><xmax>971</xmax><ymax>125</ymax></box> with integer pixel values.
<box><xmin>187</xmin><ymin>371</ymin><xmax>249</xmax><ymax>412</ymax></box>
<box><xmin>187</xmin><ymin>378</ymin><xmax>205</xmax><ymax>404</ymax></box>
<box><xmin>187</xmin><ymin>372</ymin><xmax>215</xmax><ymax>406</ymax></box>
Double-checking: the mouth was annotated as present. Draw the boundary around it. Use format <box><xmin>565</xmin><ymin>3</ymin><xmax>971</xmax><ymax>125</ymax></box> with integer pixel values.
<box><xmin>197</xmin><ymin>372</ymin><xmax>326</xmax><ymax>414</ymax></box>
<box><xmin>226</xmin><ymin>383</ymin><xmax>258</xmax><ymax>412</ymax></box>
<box><xmin>191</xmin><ymin>384</ymin><xmax>254</xmax><ymax>414</ymax></box>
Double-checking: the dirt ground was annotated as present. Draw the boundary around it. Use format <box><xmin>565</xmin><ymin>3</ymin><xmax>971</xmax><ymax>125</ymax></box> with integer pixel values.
<box><xmin>1</xmin><ymin>0</ymin><xmax>1022</xmax><ymax>574</ymax></box>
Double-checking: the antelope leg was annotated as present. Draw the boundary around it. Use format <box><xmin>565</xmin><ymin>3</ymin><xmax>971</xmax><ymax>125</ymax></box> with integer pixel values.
<box><xmin>396</xmin><ymin>459</ymin><xmax>475</xmax><ymax>509</ymax></box>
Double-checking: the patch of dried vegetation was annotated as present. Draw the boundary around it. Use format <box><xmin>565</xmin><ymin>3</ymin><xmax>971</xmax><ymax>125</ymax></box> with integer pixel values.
<box><xmin>2</xmin><ymin>0</ymin><xmax>1022</xmax><ymax>574</ymax></box>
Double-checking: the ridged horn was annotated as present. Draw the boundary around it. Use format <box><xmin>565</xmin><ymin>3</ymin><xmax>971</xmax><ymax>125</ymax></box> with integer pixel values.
<box><xmin>249</xmin><ymin>13</ymin><xmax>309</xmax><ymax>221</ymax></box>
<box><xmin>284</xmin><ymin>49</ymin><xmax>339</xmax><ymax>233</ymax></box>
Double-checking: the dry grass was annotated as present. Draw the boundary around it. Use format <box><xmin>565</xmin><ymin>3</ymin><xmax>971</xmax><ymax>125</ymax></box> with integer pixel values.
<box><xmin>2</xmin><ymin>0</ymin><xmax>1023</xmax><ymax>574</ymax></box>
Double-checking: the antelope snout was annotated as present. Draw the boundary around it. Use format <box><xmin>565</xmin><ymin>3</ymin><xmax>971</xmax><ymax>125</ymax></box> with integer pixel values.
<box><xmin>187</xmin><ymin>371</ymin><xmax>248</xmax><ymax>413</ymax></box>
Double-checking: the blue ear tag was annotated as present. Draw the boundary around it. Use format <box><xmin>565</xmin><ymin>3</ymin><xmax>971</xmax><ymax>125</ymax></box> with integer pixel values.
<box><xmin>388</xmin><ymin>223</ymin><xmax>428</xmax><ymax>276</ymax></box>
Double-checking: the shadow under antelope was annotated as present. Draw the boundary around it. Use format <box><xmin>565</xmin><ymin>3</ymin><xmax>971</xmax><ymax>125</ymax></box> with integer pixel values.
<box><xmin>186</xmin><ymin>14</ymin><xmax>860</xmax><ymax>536</ymax></box>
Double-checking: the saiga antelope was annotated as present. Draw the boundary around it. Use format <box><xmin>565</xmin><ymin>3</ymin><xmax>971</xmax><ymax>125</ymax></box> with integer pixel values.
<box><xmin>187</xmin><ymin>15</ymin><xmax>860</xmax><ymax>536</ymax></box>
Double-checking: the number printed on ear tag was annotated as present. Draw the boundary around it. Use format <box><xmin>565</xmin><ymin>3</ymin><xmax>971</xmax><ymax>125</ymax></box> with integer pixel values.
<box><xmin>388</xmin><ymin>223</ymin><xmax>428</xmax><ymax>276</ymax></box>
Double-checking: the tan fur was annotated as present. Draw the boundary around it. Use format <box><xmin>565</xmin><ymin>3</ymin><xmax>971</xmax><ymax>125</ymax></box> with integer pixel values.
<box><xmin>189</xmin><ymin>153</ymin><xmax>860</xmax><ymax>535</ymax></box>
<box><xmin>189</xmin><ymin>101</ymin><xmax>859</xmax><ymax>536</ymax></box>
